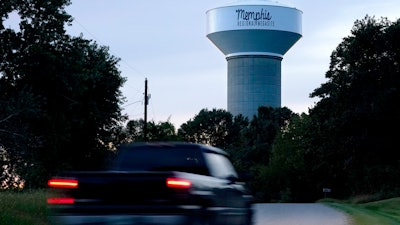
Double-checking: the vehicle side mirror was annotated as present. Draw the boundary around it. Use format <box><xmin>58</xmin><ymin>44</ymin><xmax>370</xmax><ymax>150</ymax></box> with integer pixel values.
<box><xmin>226</xmin><ymin>175</ymin><xmax>239</xmax><ymax>184</ymax></box>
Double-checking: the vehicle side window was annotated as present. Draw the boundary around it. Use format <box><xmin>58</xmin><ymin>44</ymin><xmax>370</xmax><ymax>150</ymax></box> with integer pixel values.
<box><xmin>204</xmin><ymin>152</ymin><xmax>238</xmax><ymax>179</ymax></box>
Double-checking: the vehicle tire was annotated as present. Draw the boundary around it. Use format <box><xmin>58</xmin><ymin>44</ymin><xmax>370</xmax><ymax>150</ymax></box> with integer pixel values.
<box><xmin>190</xmin><ymin>208</ymin><xmax>214</xmax><ymax>225</ymax></box>
<box><xmin>243</xmin><ymin>208</ymin><xmax>254</xmax><ymax>225</ymax></box>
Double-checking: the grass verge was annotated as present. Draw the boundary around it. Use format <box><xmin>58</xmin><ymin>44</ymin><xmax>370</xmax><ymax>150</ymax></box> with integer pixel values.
<box><xmin>0</xmin><ymin>190</ymin><xmax>50</xmax><ymax>225</ymax></box>
<box><xmin>321</xmin><ymin>197</ymin><xmax>400</xmax><ymax>225</ymax></box>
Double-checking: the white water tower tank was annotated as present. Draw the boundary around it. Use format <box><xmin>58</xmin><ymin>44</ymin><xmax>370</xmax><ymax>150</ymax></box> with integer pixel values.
<box><xmin>206</xmin><ymin>0</ymin><xmax>302</xmax><ymax>118</ymax></box>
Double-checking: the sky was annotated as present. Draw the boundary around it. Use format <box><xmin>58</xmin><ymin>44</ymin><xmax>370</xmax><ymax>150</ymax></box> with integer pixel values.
<box><xmin>8</xmin><ymin>0</ymin><xmax>400</xmax><ymax>128</ymax></box>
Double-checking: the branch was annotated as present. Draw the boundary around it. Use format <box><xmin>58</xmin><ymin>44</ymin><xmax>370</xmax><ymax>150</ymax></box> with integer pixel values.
<box><xmin>0</xmin><ymin>129</ymin><xmax>24</xmax><ymax>137</ymax></box>
<box><xmin>0</xmin><ymin>113</ymin><xmax>19</xmax><ymax>124</ymax></box>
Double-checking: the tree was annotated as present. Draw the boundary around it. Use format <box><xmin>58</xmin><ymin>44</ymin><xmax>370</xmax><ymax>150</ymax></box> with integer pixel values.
<box><xmin>122</xmin><ymin>119</ymin><xmax>179</xmax><ymax>143</ymax></box>
<box><xmin>178</xmin><ymin>108</ymin><xmax>236</xmax><ymax>149</ymax></box>
<box><xmin>245</xmin><ymin>107</ymin><xmax>294</xmax><ymax>162</ymax></box>
<box><xmin>308</xmin><ymin>15</ymin><xmax>400</xmax><ymax>197</ymax></box>
<box><xmin>147</xmin><ymin>121</ymin><xmax>179</xmax><ymax>141</ymax></box>
<box><xmin>0</xmin><ymin>89</ymin><xmax>43</xmax><ymax>188</ymax></box>
<box><xmin>267</xmin><ymin>113</ymin><xmax>327</xmax><ymax>202</ymax></box>
<box><xmin>232</xmin><ymin>106</ymin><xmax>295</xmax><ymax>201</ymax></box>
<box><xmin>0</xmin><ymin>0</ymin><xmax>127</xmax><ymax>188</ymax></box>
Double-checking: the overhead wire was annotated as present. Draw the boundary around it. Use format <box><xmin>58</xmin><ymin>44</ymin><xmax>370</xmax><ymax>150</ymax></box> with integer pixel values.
<box><xmin>69</xmin><ymin>16</ymin><xmax>153</xmax><ymax>121</ymax></box>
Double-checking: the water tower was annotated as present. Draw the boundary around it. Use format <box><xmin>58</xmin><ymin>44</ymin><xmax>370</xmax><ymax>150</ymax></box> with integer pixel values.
<box><xmin>206</xmin><ymin>0</ymin><xmax>302</xmax><ymax>118</ymax></box>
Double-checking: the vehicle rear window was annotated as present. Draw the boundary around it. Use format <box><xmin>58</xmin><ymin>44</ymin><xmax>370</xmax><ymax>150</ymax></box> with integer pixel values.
<box><xmin>114</xmin><ymin>146</ymin><xmax>209</xmax><ymax>176</ymax></box>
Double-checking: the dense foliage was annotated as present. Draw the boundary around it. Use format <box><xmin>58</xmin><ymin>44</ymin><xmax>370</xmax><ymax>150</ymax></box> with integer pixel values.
<box><xmin>120</xmin><ymin>119</ymin><xmax>179</xmax><ymax>143</ymax></box>
<box><xmin>0</xmin><ymin>0</ymin><xmax>126</xmax><ymax>188</ymax></box>
<box><xmin>268</xmin><ymin>16</ymin><xmax>400</xmax><ymax>202</ymax></box>
<box><xmin>307</xmin><ymin>15</ymin><xmax>400</xmax><ymax>198</ymax></box>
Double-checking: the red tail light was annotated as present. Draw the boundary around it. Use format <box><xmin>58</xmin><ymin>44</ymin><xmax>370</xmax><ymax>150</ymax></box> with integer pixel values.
<box><xmin>166</xmin><ymin>178</ymin><xmax>191</xmax><ymax>188</ymax></box>
<box><xmin>48</xmin><ymin>178</ymin><xmax>78</xmax><ymax>189</ymax></box>
<box><xmin>47</xmin><ymin>198</ymin><xmax>75</xmax><ymax>204</ymax></box>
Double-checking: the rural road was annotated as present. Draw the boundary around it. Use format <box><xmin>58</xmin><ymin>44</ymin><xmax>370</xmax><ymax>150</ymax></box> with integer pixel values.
<box><xmin>253</xmin><ymin>203</ymin><xmax>350</xmax><ymax>225</ymax></box>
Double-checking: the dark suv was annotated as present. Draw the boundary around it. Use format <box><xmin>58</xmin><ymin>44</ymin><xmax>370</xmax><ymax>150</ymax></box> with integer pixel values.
<box><xmin>48</xmin><ymin>142</ymin><xmax>254</xmax><ymax>225</ymax></box>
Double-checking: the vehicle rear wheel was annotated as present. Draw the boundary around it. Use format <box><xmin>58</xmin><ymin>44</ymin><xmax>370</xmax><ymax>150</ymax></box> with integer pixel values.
<box><xmin>244</xmin><ymin>208</ymin><xmax>254</xmax><ymax>225</ymax></box>
<box><xmin>190</xmin><ymin>208</ymin><xmax>214</xmax><ymax>225</ymax></box>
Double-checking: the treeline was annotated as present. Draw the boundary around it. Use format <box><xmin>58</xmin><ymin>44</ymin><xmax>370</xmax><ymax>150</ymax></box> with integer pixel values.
<box><xmin>1</xmin><ymin>1</ymin><xmax>399</xmax><ymax>202</ymax></box>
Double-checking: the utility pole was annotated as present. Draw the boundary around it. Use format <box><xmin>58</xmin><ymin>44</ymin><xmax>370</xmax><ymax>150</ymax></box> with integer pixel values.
<box><xmin>143</xmin><ymin>78</ymin><xmax>148</xmax><ymax>141</ymax></box>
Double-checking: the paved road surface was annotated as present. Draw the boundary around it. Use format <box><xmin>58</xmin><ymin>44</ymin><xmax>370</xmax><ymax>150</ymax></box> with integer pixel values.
<box><xmin>253</xmin><ymin>203</ymin><xmax>350</xmax><ymax>225</ymax></box>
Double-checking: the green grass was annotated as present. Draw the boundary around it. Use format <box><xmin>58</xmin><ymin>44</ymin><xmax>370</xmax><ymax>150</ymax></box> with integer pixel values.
<box><xmin>322</xmin><ymin>197</ymin><xmax>400</xmax><ymax>225</ymax></box>
<box><xmin>0</xmin><ymin>190</ymin><xmax>50</xmax><ymax>225</ymax></box>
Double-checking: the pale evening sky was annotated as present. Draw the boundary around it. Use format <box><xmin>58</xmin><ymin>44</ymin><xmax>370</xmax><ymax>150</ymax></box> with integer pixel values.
<box><xmin>7</xmin><ymin>0</ymin><xmax>400</xmax><ymax>127</ymax></box>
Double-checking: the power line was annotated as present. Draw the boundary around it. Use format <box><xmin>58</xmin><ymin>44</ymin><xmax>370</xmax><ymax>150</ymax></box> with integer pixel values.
<box><xmin>122</xmin><ymin>100</ymin><xmax>143</xmax><ymax>108</ymax></box>
<box><xmin>68</xmin><ymin>16</ymin><xmax>158</xmax><ymax>125</ymax></box>
<box><xmin>72</xmin><ymin>19</ymin><xmax>146</xmax><ymax>76</ymax></box>
<box><xmin>70</xmin><ymin>17</ymin><xmax>149</xmax><ymax>116</ymax></box>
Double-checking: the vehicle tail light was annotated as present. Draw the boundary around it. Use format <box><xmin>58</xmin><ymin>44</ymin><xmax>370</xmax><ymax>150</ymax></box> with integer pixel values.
<box><xmin>166</xmin><ymin>178</ymin><xmax>191</xmax><ymax>188</ymax></box>
<box><xmin>48</xmin><ymin>178</ymin><xmax>78</xmax><ymax>189</ymax></box>
<box><xmin>47</xmin><ymin>198</ymin><xmax>75</xmax><ymax>204</ymax></box>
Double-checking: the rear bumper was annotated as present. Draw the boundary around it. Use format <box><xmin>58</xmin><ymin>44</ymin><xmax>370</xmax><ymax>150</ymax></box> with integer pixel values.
<box><xmin>48</xmin><ymin>205</ymin><xmax>203</xmax><ymax>225</ymax></box>
<box><xmin>49</xmin><ymin>214</ymin><xmax>189</xmax><ymax>225</ymax></box>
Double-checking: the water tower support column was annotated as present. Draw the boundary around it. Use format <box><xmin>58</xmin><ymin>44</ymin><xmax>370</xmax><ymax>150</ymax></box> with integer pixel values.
<box><xmin>227</xmin><ymin>54</ymin><xmax>282</xmax><ymax>118</ymax></box>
